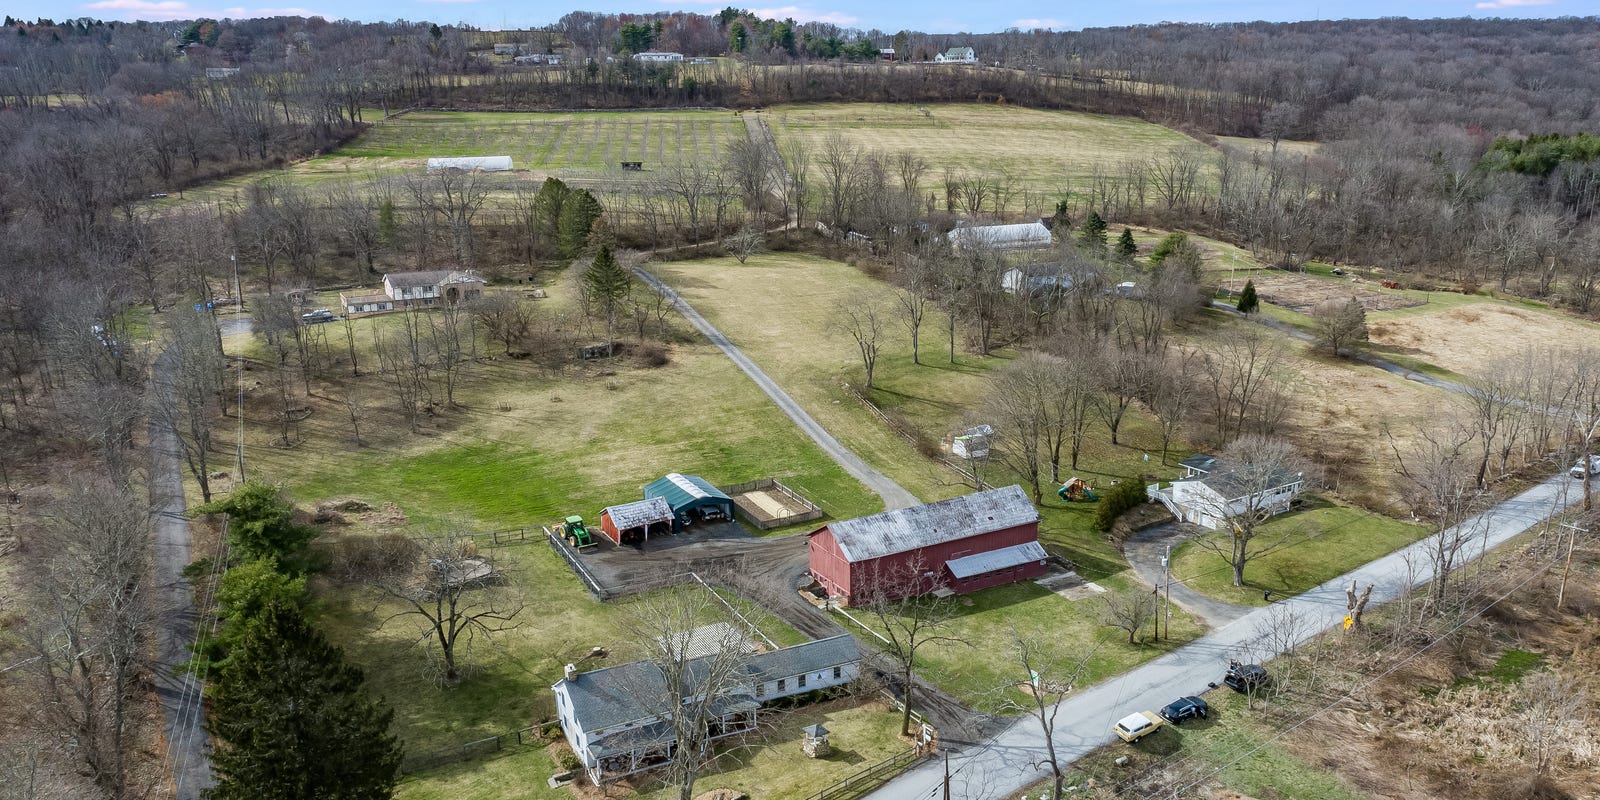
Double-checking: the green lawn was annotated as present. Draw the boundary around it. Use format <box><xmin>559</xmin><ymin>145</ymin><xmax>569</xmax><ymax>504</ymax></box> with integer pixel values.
<box><xmin>837</xmin><ymin>572</ymin><xmax>1204</xmax><ymax>715</ymax></box>
<box><xmin>1170</xmin><ymin>496</ymin><xmax>1427</xmax><ymax>607</ymax></box>
<box><xmin>1058</xmin><ymin>690</ymin><xmax>1364</xmax><ymax>800</ymax></box>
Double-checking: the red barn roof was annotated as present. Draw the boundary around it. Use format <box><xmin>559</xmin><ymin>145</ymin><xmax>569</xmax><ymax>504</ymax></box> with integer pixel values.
<box><xmin>818</xmin><ymin>485</ymin><xmax>1037</xmax><ymax>563</ymax></box>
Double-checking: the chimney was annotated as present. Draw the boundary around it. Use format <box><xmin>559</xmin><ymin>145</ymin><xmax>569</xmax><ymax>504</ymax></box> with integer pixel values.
<box><xmin>564</xmin><ymin>663</ymin><xmax>578</xmax><ymax>682</ymax></box>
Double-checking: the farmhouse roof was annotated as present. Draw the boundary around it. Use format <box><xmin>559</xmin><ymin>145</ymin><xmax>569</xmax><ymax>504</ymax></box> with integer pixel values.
<box><xmin>384</xmin><ymin>270</ymin><xmax>486</xmax><ymax>289</ymax></box>
<box><xmin>1179</xmin><ymin>453</ymin><xmax>1219</xmax><ymax>473</ymax></box>
<box><xmin>817</xmin><ymin>485</ymin><xmax>1038</xmax><ymax>564</ymax></box>
<box><xmin>340</xmin><ymin>291</ymin><xmax>391</xmax><ymax>305</ymax></box>
<box><xmin>603</xmin><ymin>497</ymin><xmax>674</xmax><ymax>530</ymax></box>
<box><xmin>947</xmin><ymin>221</ymin><xmax>1053</xmax><ymax>249</ymax></box>
<box><xmin>644</xmin><ymin>473</ymin><xmax>731</xmax><ymax>507</ymax></box>
<box><xmin>943</xmin><ymin>46</ymin><xmax>974</xmax><ymax>59</ymax></box>
<box><xmin>1176</xmin><ymin>458</ymin><xmax>1303</xmax><ymax>501</ymax></box>
<box><xmin>945</xmin><ymin>540</ymin><xmax>1048</xmax><ymax>579</ymax></box>
<box><xmin>554</xmin><ymin>635</ymin><xmax>859</xmax><ymax>733</ymax></box>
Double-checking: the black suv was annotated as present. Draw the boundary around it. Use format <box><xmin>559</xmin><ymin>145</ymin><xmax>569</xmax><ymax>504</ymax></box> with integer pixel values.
<box><xmin>1159</xmin><ymin>696</ymin><xmax>1209</xmax><ymax>724</ymax></box>
<box><xmin>1224</xmin><ymin>662</ymin><xmax>1268</xmax><ymax>692</ymax></box>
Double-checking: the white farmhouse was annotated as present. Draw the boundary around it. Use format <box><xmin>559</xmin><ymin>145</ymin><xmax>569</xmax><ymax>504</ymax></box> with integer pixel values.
<box><xmin>635</xmin><ymin>51</ymin><xmax>685</xmax><ymax>62</ymax></box>
<box><xmin>935</xmin><ymin>46</ymin><xmax>977</xmax><ymax>63</ymax></box>
<box><xmin>1148</xmin><ymin>453</ymin><xmax>1304</xmax><ymax>530</ymax></box>
<box><xmin>381</xmin><ymin>270</ymin><xmax>487</xmax><ymax>308</ymax></box>
<box><xmin>552</xmin><ymin>634</ymin><xmax>859</xmax><ymax>786</ymax></box>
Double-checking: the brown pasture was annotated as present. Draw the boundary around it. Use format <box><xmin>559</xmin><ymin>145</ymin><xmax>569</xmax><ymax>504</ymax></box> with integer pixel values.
<box><xmin>1367</xmin><ymin>302</ymin><xmax>1600</xmax><ymax>377</ymax></box>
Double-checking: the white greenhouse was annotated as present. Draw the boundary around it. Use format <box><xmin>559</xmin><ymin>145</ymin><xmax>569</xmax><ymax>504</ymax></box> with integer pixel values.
<box><xmin>425</xmin><ymin>156</ymin><xmax>514</xmax><ymax>172</ymax></box>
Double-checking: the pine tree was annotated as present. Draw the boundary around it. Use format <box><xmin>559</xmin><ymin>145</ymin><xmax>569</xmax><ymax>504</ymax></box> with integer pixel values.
<box><xmin>585</xmin><ymin>246</ymin><xmax>632</xmax><ymax>341</ymax></box>
<box><xmin>206</xmin><ymin>602</ymin><xmax>402</xmax><ymax>800</ymax></box>
<box><xmin>533</xmin><ymin>177</ymin><xmax>569</xmax><ymax>255</ymax></box>
<box><xmin>1115</xmin><ymin>227</ymin><xmax>1137</xmax><ymax>261</ymax></box>
<box><xmin>1076</xmin><ymin>211</ymin><xmax>1107</xmax><ymax>254</ymax></box>
<box><xmin>376</xmin><ymin>198</ymin><xmax>397</xmax><ymax>247</ymax></box>
<box><xmin>556</xmin><ymin>189</ymin><xmax>603</xmax><ymax>260</ymax></box>
<box><xmin>192</xmin><ymin>482</ymin><xmax>317</xmax><ymax>570</ymax></box>
<box><xmin>1237</xmin><ymin>279</ymin><xmax>1260</xmax><ymax>314</ymax></box>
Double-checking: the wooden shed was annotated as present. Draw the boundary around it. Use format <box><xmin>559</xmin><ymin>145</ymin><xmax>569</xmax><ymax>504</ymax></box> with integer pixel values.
<box><xmin>599</xmin><ymin>497</ymin><xmax>674</xmax><ymax>545</ymax></box>
<box><xmin>806</xmin><ymin>485</ymin><xmax>1046</xmax><ymax>605</ymax></box>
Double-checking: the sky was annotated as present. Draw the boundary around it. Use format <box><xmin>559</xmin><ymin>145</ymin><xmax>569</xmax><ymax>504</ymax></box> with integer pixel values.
<box><xmin>29</xmin><ymin>0</ymin><xmax>1589</xmax><ymax>33</ymax></box>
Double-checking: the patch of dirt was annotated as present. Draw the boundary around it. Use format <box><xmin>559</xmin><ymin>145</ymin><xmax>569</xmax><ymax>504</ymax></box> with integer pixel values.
<box><xmin>1367</xmin><ymin>302</ymin><xmax>1600</xmax><ymax>376</ymax></box>
<box><xmin>1222</xmin><ymin>273</ymin><xmax>1424</xmax><ymax>313</ymax></box>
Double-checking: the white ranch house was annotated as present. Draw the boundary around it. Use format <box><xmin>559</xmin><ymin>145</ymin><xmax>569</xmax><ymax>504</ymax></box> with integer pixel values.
<box><xmin>635</xmin><ymin>51</ymin><xmax>684</xmax><ymax>62</ymax></box>
<box><xmin>935</xmin><ymin>46</ymin><xmax>977</xmax><ymax>63</ymax></box>
<box><xmin>551</xmin><ymin>634</ymin><xmax>860</xmax><ymax>786</ymax></box>
<box><xmin>1148</xmin><ymin>453</ymin><xmax>1304</xmax><ymax>530</ymax></box>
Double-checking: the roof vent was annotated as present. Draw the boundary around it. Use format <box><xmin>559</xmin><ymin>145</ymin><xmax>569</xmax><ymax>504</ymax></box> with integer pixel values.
<box><xmin>564</xmin><ymin>663</ymin><xmax>578</xmax><ymax>681</ymax></box>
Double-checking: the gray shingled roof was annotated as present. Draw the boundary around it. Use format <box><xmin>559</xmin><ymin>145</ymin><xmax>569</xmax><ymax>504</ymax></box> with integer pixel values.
<box><xmin>385</xmin><ymin>269</ymin><xmax>486</xmax><ymax>289</ymax></box>
<box><xmin>820</xmin><ymin>485</ymin><xmax>1038</xmax><ymax>563</ymax></box>
<box><xmin>945</xmin><ymin>541</ymin><xmax>1048</xmax><ymax>579</ymax></box>
<box><xmin>604</xmin><ymin>497</ymin><xmax>674</xmax><ymax>530</ymax></box>
<box><xmin>555</xmin><ymin>635</ymin><xmax>860</xmax><ymax>734</ymax></box>
<box><xmin>1180</xmin><ymin>454</ymin><xmax>1218</xmax><ymax>473</ymax></box>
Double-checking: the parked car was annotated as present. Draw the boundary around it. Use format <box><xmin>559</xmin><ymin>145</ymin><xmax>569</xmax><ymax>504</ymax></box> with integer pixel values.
<box><xmin>1159</xmin><ymin>696</ymin><xmax>1210</xmax><ymax>724</ymax></box>
<box><xmin>301</xmin><ymin>309</ymin><xmax>336</xmax><ymax>324</ymax></box>
<box><xmin>1113</xmin><ymin>711</ymin><xmax>1164</xmax><ymax>743</ymax></box>
<box><xmin>1570</xmin><ymin>455</ymin><xmax>1600</xmax><ymax>479</ymax></box>
<box><xmin>1224</xmin><ymin>661</ymin><xmax>1268</xmax><ymax>693</ymax></box>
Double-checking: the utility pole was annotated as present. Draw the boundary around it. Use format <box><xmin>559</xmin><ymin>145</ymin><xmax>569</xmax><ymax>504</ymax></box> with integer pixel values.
<box><xmin>1161</xmin><ymin>544</ymin><xmax>1171</xmax><ymax>640</ymax></box>
<box><xmin>1556</xmin><ymin>522</ymin><xmax>1587</xmax><ymax>609</ymax></box>
<box><xmin>942</xmin><ymin>750</ymin><xmax>950</xmax><ymax>800</ymax></box>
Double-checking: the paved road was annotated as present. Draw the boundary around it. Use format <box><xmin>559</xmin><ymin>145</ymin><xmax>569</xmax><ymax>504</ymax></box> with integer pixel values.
<box><xmin>868</xmin><ymin>472</ymin><xmax>1593</xmax><ymax>800</ymax></box>
<box><xmin>1124</xmin><ymin>522</ymin><xmax>1252</xmax><ymax>628</ymax></box>
<box><xmin>635</xmin><ymin>268</ymin><xmax>920</xmax><ymax>510</ymax></box>
<box><xmin>149</xmin><ymin>348</ymin><xmax>215</xmax><ymax>799</ymax></box>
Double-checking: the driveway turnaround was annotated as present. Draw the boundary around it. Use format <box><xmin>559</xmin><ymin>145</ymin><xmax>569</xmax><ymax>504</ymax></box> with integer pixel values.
<box><xmin>635</xmin><ymin>268</ymin><xmax>921</xmax><ymax>510</ymax></box>
<box><xmin>868</xmin><ymin>472</ymin><xmax>1593</xmax><ymax>800</ymax></box>
<box><xmin>1124</xmin><ymin>522</ymin><xmax>1253</xmax><ymax>628</ymax></box>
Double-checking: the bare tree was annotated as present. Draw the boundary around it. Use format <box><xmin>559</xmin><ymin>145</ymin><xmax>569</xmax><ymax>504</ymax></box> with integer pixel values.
<box><xmin>985</xmin><ymin>354</ymin><xmax>1050</xmax><ymax>502</ymax></box>
<box><xmin>834</xmin><ymin>294</ymin><xmax>889</xmax><ymax>390</ymax></box>
<box><xmin>1190</xmin><ymin>434</ymin><xmax>1311</xmax><ymax>587</ymax></box>
<box><xmin>1100</xmin><ymin>587</ymin><xmax>1156</xmax><ymax>644</ymax></box>
<box><xmin>1388</xmin><ymin>416</ymin><xmax>1490</xmax><ymax>610</ymax></box>
<box><xmin>1150</xmin><ymin>350</ymin><xmax>1201</xmax><ymax>465</ymax></box>
<box><xmin>157</xmin><ymin>307</ymin><xmax>226</xmax><ymax>502</ymax></box>
<box><xmin>1514</xmin><ymin>670</ymin><xmax>1586</xmax><ymax>777</ymax></box>
<box><xmin>618</xmin><ymin>588</ymin><xmax>754</xmax><ymax>800</ymax></box>
<box><xmin>369</xmin><ymin>527</ymin><xmax>524</xmax><ymax>684</ymax></box>
<box><xmin>895</xmin><ymin>253</ymin><xmax>933</xmax><ymax>366</ymax></box>
<box><xmin>470</xmin><ymin>292</ymin><xmax>535</xmax><ymax>355</ymax></box>
<box><xmin>19</xmin><ymin>475</ymin><xmax>151</xmax><ymax>800</ymax></box>
<box><xmin>721</xmin><ymin>225</ymin><xmax>765</xmax><ymax>264</ymax></box>
<box><xmin>1094</xmin><ymin>345</ymin><xmax>1154</xmax><ymax>446</ymax></box>
<box><xmin>1201</xmin><ymin>323</ymin><xmax>1293</xmax><ymax>441</ymax></box>
<box><xmin>407</xmin><ymin>169</ymin><xmax>492</xmax><ymax>267</ymax></box>
<box><xmin>855</xmin><ymin>557</ymin><xmax>965</xmax><ymax>737</ymax></box>
<box><xmin>1310</xmin><ymin>296</ymin><xmax>1368</xmax><ymax>357</ymax></box>
<box><xmin>999</xmin><ymin>629</ymin><xmax>1096</xmax><ymax>800</ymax></box>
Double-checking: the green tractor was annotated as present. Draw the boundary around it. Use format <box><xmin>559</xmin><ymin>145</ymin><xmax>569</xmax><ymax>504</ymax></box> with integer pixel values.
<box><xmin>562</xmin><ymin>515</ymin><xmax>595</xmax><ymax>549</ymax></box>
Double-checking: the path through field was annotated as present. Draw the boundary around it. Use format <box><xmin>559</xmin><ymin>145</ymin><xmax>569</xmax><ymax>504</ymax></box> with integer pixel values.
<box><xmin>149</xmin><ymin>347</ymin><xmax>215</xmax><ymax>799</ymax></box>
<box><xmin>869</xmin><ymin>472</ymin><xmax>1596</xmax><ymax>800</ymax></box>
<box><xmin>634</xmin><ymin>268</ymin><xmax>919</xmax><ymax>511</ymax></box>
<box><xmin>742</xmin><ymin>114</ymin><xmax>795</xmax><ymax>227</ymax></box>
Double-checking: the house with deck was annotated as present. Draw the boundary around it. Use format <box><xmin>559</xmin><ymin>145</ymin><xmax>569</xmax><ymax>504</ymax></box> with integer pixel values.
<box><xmin>551</xmin><ymin>635</ymin><xmax>860</xmax><ymax>785</ymax></box>
<box><xmin>1147</xmin><ymin>454</ymin><xmax>1305</xmax><ymax>530</ymax></box>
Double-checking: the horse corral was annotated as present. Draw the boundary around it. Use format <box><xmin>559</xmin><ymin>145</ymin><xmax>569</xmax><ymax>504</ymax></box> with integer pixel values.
<box><xmin>723</xmin><ymin>478</ymin><xmax>825</xmax><ymax>530</ymax></box>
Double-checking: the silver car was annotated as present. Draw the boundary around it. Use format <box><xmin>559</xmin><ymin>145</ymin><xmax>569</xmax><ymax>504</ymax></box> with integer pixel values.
<box><xmin>1571</xmin><ymin>455</ymin><xmax>1600</xmax><ymax>479</ymax></box>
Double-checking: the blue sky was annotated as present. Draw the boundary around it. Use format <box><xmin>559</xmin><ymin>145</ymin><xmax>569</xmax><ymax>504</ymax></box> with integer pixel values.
<box><xmin>36</xmin><ymin>0</ymin><xmax>1585</xmax><ymax>33</ymax></box>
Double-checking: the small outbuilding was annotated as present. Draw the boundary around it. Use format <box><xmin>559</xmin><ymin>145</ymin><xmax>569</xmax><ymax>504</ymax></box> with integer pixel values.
<box><xmin>643</xmin><ymin>473</ymin><xmax>734</xmax><ymax>530</ymax></box>
<box><xmin>599</xmin><ymin>497</ymin><xmax>675</xmax><ymax>546</ymax></box>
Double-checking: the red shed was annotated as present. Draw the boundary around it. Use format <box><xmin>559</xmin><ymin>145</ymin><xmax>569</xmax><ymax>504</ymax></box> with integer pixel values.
<box><xmin>599</xmin><ymin>497</ymin><xmax>674</xmax><ymax>545</ymax></box>
<box><xmin>806</xmin><ymin>485</ymin><xmax>1047</xmax><ymax>605</ymax></box>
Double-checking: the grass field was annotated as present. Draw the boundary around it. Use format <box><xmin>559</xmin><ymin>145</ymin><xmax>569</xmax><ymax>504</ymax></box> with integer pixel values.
<box><xmin>224</xmin><ymin>272</ymin><xmax>885</xmax><ymax>754</ymax></box>
<box><xmin>1170</xmin><ymin>496</ymin><xmax>1427</xmax><ymax>607</ymax></box>
<box><xmin>655</xmin><ymin>253</ymin><xmax>1190</xmax><ymax>576</ymax></box>
<box><xmin>840</xmin><ymin>571</ymin><xmax>1204</xmax><ymax>715</ymax></box>
<box><xmin>768</xmin><ymin>103</ymin><xmax>1202</xmax><ymax>199</ymax></box>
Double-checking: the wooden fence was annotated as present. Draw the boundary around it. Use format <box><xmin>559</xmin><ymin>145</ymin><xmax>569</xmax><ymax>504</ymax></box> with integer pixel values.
<box><xmin>544</xmin><ymin>527</ymin><xmax>613</xmax><ymax>601</ymax></box>
<box><xmin>401</xmin><ymin>723</ymin><xmax>546</xmax><ymax>774</ymax></box>
<box><xmin>802</xmin><ymin>747</ymin><xmax>926</xmax><ymax>800</ymax></box>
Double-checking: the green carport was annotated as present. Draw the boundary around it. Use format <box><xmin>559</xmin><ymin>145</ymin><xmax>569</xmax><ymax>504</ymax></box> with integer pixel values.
<box><xmin>643</xmin><ymin>473</ymin><xmax>734</xmax><ymax>531</ymax></box>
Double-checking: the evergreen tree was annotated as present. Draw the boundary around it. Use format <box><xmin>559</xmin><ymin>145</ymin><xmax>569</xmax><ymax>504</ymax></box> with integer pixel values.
<box><xmin>556</xmin><ymin>189</ymin><xmax>603</xmax><ymax>260</ymax></box>
<box><xmin>1148</xmin><ymin>232</ymin><xmax>1187</xmax><ymax>265</ymax></box>
<box><xmin>1115</xmin><ymin>227</ymin><xmax>1138</xmax><ymax>261</ymax></box>
<box><xmin>376</xmin><ymin>198</ymin><xmax>396</xmax><ymax>247</ymax></box>
<box><xmin>192</xmin><ymin>482</ymin><xmax>317</xmax><ymax>570</ymax></box>
<box><xmin>205</xmin><ymin>601</ymin><xmax>402</xmax><ymax>800</ymax></box>
<box><xmin>1076</xmin><ymin>211</ymin><xmax>1107</xmax><ymax>254</ymax></box>
<box><xmin>193</xmin><ymin>557</ymin><xmax>308</xmax><ymax>674</ymax></box>
<box><xmin>533</xmin><ymin>177</ymin><xmax>569</xmax><ymax>254</ymax></box>
<box><xmin>585</xmin><ymin>246</ymin><xmax>632</xmax><ymax>341</ymax></box>
<box><xmin>1237</xmin><ymin>279</ymin><xmax>1260</xmax><ymax>314</ymax></box>
<box><xmin>728</xmin><ymin>21</ymin><xmax>747</xmax><ymax>53</ymax></box>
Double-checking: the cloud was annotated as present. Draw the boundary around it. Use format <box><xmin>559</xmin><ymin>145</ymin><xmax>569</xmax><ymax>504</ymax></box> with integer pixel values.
<box><xmin>749</xmin><ymin>6</ymin><xmax>858</xmax><ymax>24</ymax></box>
<box><xmin>1473</xmin><ymin>0</ymin><xmax>1552</xmax><ymax>7</ymax></box>
<box><xmin>83</xmin><ymin>0</ymin><xmax>318</xmax><ymax>19</ymax></box>
<box><xmin>1012</xmin><ymin>17</ymin><xmax>1066</xmax><ymax>29</ymax></box>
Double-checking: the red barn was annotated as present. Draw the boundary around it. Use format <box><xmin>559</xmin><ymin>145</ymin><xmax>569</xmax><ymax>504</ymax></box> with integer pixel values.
<box><xmin>599</xmin><ymin>497</ymin><xmax>674</xmax><ymax>545</ymax></box>
<box><xmin>806</xmin><ymin>485</ymin><xmax>1047</xmax><ymax>605</ymax></box>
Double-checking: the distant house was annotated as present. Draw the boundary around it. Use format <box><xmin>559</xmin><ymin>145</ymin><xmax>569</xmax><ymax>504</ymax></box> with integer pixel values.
<box><xmin>1001</xmin><ymin>265</ymin><xmax>1073</xmax><ymax>295</ymax></box>
<box><xmin>493</xmin><ymin>43</ymin><xmax>523</xmax><ymax>55</ymax></box>
<box><xmin>426</xmin><ymin>155</ymin><xmax>513</xmax><ymax>172</ymax></box>
<box><xmin>552</xmin><ymin>634</ymin><xmax>860</xmax><ymax>786</ymax></box>
<box><xmin>947</xmin><ymin>221</ymin><xmax>1054</xmax><ymax>251</ymax></box>
<box><xmin>935</xmin><ymin>46</ymin><xmax>977</xmax><ymax>63</ymax></box>
<box><xmin>382</xmin><ymin>270</ymin><xmax>487</xmax><ymax>308</ymax></box>
<box><xmin>635</xmin><ymin>51</ymin><xmax>684</xmax><ymax>62</ymax></box>
<box><xmin>879</xmin><ymin>47</ymin><xmax>896</xmax><ymax>61</ymax></box>
<box><xmin>204</xmin><ymin>67</ymin><xmax>241</xmax><ymax>79</ymax></box>
<box><xmin>1147</xmin><ymin>454</ymin><xmax>1305</xmax><ymax>531</ymax></box>
<box><xmin>338</xmin><ymin>291</ymin><xmax>394</xmax><ymax>318</ymax></box>
<box><xmin>807</xmin><ymin>485</ymin><xmax>1048</xmax><ymax>605</ymax></box>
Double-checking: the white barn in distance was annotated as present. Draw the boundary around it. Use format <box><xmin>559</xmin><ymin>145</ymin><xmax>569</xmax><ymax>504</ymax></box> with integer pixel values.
<box><xmin>426</xmin><ymin>155</ymin><xmax>513</xmax><ymax>172</ymax></box>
